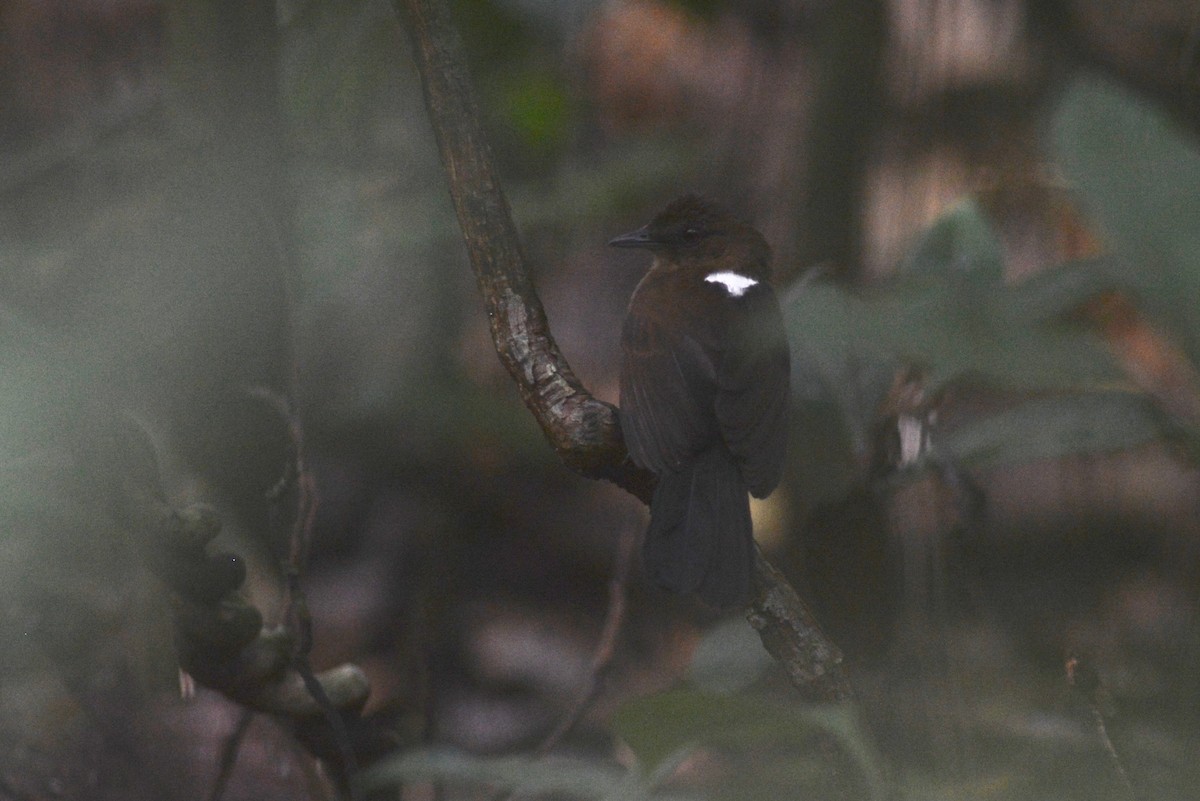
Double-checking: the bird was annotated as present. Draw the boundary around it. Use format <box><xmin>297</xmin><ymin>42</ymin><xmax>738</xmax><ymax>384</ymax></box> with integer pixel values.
<box><xmin>610</xmin><ymin>195</ymin><xmax>791</xmax><ymax>608</ymax></box>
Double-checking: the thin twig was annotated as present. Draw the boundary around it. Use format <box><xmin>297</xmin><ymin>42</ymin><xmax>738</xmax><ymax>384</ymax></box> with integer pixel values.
<box><xmin>208</xmin><ymin>710</ymin><xmax>255</xmax><ymax>801</ymax></box>
<box><xmin>489</xmin><ymin>520</ymin><xmax>638</xmax><ymax>801</ymax></box>
<box><xmin>261</xmin><ymin>388</ymin><xmax>362</xmax><ymax>798</ymax></box>
<box><xmin>287</xmin><ymin>570</ymin><xmax>361</xmax><ymax>799</ymax></box>
<box><xmin>1090</xmin><ymin>707</ymin><xmax>1135</xmax><ymax>801</ymax></box>
<box><xmin>1066</xmin><ymin>654</ymin><xmax>1136</xmax><ymax>801</ymax></box>
<box><xmin>537</xmin><ymin>520</ymin><xmax>637</xmax><ymax>756</ymax></box>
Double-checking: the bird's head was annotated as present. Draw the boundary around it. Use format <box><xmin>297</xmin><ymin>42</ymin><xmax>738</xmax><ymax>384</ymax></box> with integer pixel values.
<box><xmin>609</xmin><ymin>195</ymin><xmax>772</xmax><ymax>280</ymax></box>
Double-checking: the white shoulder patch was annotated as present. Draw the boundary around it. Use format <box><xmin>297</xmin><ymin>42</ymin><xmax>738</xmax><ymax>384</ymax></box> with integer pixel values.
<box><xmin>704</xmin><ymin>271</ymin><xmax>759</xmax><ymax>297</ymax></box>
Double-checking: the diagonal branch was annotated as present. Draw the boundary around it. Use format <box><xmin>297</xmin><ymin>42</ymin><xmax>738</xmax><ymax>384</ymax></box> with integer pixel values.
<box><xmin>394</xmin><ymin>0</ymin><xmax>851</xmax><ymax>704</ymax></box>
<box><xmin>394</xmin><ymin>0</ymin><xmax>651</xmax><ymax>500</ymax></box>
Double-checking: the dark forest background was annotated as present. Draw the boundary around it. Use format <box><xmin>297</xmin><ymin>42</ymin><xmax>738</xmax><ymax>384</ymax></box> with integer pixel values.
<box><xmin>4</xmin><ymin>1</ymin><xmax>1200</xmax><ymax>799</ymax></box>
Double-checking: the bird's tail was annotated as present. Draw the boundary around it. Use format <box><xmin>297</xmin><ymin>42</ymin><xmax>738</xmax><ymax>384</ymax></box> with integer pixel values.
<box><xmin>643</xmin><ymin>447</ymin><xmax>754</xmax><ymax>608</ymax></box>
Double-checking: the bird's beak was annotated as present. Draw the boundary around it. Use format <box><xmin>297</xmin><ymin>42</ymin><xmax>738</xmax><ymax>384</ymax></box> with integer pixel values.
<box><xmin>608</xmin><ymin>225</ymin><xmax>659</xmax><ymax>249</ymax></box>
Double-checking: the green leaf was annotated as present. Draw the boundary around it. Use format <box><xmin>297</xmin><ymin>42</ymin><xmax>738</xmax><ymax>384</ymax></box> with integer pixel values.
<box><xmin>784</xmin><ymin>266</ymin><xmax>1121</xmax><ymax>442</ymax></box>
<box><xmin>613</xmin><ymin>689</ymin><xmax>887</xmax><ymax>800</ymax></box>
<box><xmin>898</xmin><ymin>197</ymin><xmax>1004</xmax><ymax>281</ymax></box>
<box><xmin>363</xmin><ymin>750</ymin><xmax>658</xmax><ymax>800</ymax></box>
<box><xmin>785</xmin><ymin>281</ymin><xmax>897</xmax><ymax>454</ymax></box>
<box><xmin>936</xmin><ymin>392</ymin><xmax>1163</xmax><ymax>468</ymax></box>
<box><xmin>1052</xmin><ymin>74</ymin><xmax>1200</xmax><ymax>363</ymax></box>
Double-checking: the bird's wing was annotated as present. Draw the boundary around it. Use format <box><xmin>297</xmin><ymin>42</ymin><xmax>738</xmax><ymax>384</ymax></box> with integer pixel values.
<box><xmin>619</xmin><ymin>309</ymin><xmax>717</xmax><ymax>474</ymax></box>
<box><xmin>714</xmin><ymin>284</ymin><xmax>791</xmax><ymax>498</ymax></box>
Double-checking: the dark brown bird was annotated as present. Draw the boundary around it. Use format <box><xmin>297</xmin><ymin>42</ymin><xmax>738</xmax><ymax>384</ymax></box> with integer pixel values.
<box><xmin>610</xmin><ymin>196</ymin><xmax>790</xmax><ymax>608</ymax></box>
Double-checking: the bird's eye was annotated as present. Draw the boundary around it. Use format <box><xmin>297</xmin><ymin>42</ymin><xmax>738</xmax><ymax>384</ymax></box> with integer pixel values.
<box><xmin>682</xmin><ymin>227</ymin><xmax>701</xmax><ymax>241</ymax></box>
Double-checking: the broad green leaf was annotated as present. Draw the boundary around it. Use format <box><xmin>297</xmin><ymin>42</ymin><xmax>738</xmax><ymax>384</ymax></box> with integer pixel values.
<box><xmin>613</xmin><ymin>689</ymin><xmax>886</xmax><ymax>801</ymax></box>
<box><xmin>785</xmin><ymin>264</ymin><xmax>1122</xmax><ymax>440</ymax></box>
<box><xmin>785</xmin><ymin>281</ymin><xmax>896</xmax><ymax>455</ymax></box>
<box><xmin>783</xmin><ymin>194</ymin><xmax>1154</xmax><ymax>472</ymax></box>
<box><xmin>898</xmin><ymin>197</ymin><xmax>1004</xmax><ymax>281</ymax></box>
<box><xmin>935</xmin><ymin>392</ymin><xmax>1162</xmax><ymax>468</ymax></box>
<box><xmin>877</xmin><ymin>272</ymin><xmax>1117</xmax><ymax>392</ymax></box>
<box><xmin>1052</xmin><ymin>75</ymin><xmax>1200</xmax><ymax>363</ymax></box>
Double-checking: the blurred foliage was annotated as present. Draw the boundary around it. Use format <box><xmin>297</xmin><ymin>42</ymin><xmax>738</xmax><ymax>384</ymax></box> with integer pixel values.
<box><xmin>367</xmin><ymin>624</ymin><xmax>884</xmax><ymax>801</ymax></box>
<box><xmin>1052</xmin><ymin>75</ymin><xmax>1200</xmax><ymax>365</ymax></box>
<box><xmin>614</xmin><ymin>688</ymin><xmax>885</xmax><ymax>801</ymax></box>
<box><xmin>497</xmin><ymin>66</ymin><xmax>575</xmax><ymax>154</ymax></box>
<box><xmin>282</xmin><ymin>0</ymin><xmax>401</xmax><ymax>155</ymax></box>
<box><xmin>898</xmin><ymin>197</ymin><xmax>1004</xmax><ymax>279</ymax></box>
<box><xmin>936</xmin><ymin>392</ymin><xmax>1165</xmax><ymax>467</ymax></box>
<box><xmin>784</xmin><ymin>201</ymin><xmax>1147</xmax><ymax>470</ymax></box>
<box><xmin>782</xmin><ymin>107</ymin><xmax>1200</xmax><ymax>474</ymax></box>
<box><xmin>452</xmin><ymin>0</ymin><xmax>584</xmax><ymax>167</ymax></box>
<box><xmin>366</xmin><ymin>748</ymin><xmax>699</xmax><ymax>800</ymax></box>
<box><xmin>451</xmin><ymin>0</ymin><xmax>540</xmax><ymax>69</ymax></box>
<box><xmin>608</xmin><ymin>619</ymin><xmax>886</xmax><ymax>801</ymax></box>
<box><xmin>280</xmin><ymin>0</ymin><xmax>584</xmax><ymax>163</ymax></box>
